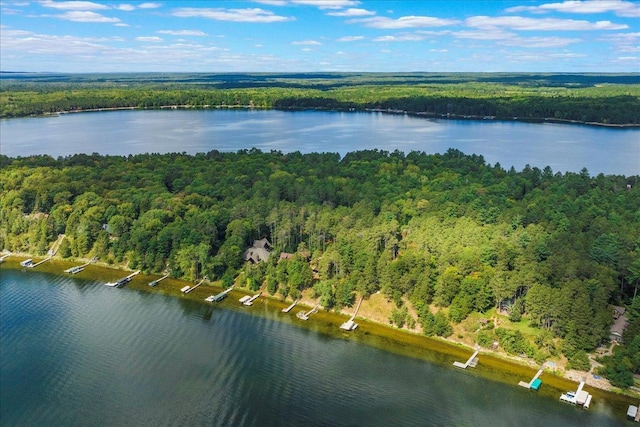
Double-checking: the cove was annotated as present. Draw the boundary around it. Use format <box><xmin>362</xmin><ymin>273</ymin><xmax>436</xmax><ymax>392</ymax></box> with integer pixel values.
<box><xmin>2</xmin><ymin>109</ymin><xmax>638</xmax><ymax>176</ymax></box>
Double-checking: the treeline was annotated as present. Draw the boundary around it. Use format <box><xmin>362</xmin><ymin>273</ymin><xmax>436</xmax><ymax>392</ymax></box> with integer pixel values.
<box><xmin>1</xmin><ymin>149</ymin><xmax>639</xmax><ymax>385</ymax></box>
<box><xmin>2</xmin><ymin>80</ymin><xmax>639</xmax><ymax>124</ymax></box>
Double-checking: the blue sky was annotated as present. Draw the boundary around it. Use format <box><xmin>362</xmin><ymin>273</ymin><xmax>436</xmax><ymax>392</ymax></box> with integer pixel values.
<box><xmin>1</xmin><ymin>0</ymin><xmax>638</xmax><ymax>72</ymax></box>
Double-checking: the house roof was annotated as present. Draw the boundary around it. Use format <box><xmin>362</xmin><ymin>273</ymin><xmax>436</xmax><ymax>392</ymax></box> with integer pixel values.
<box><xmin>610</xmin><ymin>314</ymin><xmax>629</xmax><ymax>336</ymax></box>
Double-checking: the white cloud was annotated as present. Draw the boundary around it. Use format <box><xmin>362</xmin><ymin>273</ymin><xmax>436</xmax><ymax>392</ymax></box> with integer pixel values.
<box><xmin>453</xmin><ymin>29</ymin><xmax>514</xmax><ymax>40</ymax></box>
<box><xmin>172</xmin><ymin>7</ymin><xmax>293</xmax><ymax>23</ymax></box>
<box><xmin>157</xmin><ymin>29</ymin><xmax>207</xmax><ymax>36</ymax></box>
<box><xmin>39</xmin><ymin>1</ymin><xmax>109</xmax><ymax>10</ymax></box>
<box><xmin>270</xmin><ymin>0</ymin><xmax>359</xmax><ymax>9</ymax></box>
<box><xmin>115</xmin><ymin>4</ymin><xmax>135</xmax><ymax>11</ymax></box>
<box><xmin>138</xmin><ymin>2</ymin><xmax>161</xmax><ymax>9</ymax></box>
<box><xmin>373</xmin><ymin>34</ymin><xmax>426</xmax><ymax>42</ymax></box>
<box><xmin>351</xmin><ymin>16</ymin><xmax>458</xmax><ymax>29</ymax></box>
<box><xmin>506</xmin><ymin>1</ymin><xmax>640</xmax><ymax>18</ymax></box>
<box><xmin>292</xmin><ymin>39</ymin><xmax>322</xmax><ymax>45</ymax></box>
<box><xmin>326</xmin><ymin>8</ymin><xmax>375</xmax><ymax>17</ymax></box>
<box><xmin>52</xmin><ymin>10</ymin><xmax>121</xmax><ymax>23</ymax></box>
<box><xmin>466</xmin><ymin>15</ymin><xmax>628</xmax><ymax>31</ymax></box>
<box><xmin>336</xmin><ymin>35</ymin><xmax>364</xmax><ymax>42</ymax></box>
<box><xmin>136</xmin><ymin>36</ymin><xmax>162</xmax><ymax>42</ymax></box>
<box><xmin>499</xmin><ymin>36</ymin><xmax>582</xmax><ymax>48</ymax></box>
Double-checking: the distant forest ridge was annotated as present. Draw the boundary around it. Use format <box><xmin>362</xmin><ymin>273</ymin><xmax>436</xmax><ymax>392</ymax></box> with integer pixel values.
<box><xmin>1</xmin><ymin>72</ymin><xmax>639</xmax><ymax>125</ymax></box>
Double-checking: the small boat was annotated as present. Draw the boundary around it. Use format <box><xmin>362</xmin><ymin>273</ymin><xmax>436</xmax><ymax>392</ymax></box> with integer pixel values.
<box><xmin>20</xmin><ymin>259</ymin><xmax>33</xmax><ymax>267</ymax></box>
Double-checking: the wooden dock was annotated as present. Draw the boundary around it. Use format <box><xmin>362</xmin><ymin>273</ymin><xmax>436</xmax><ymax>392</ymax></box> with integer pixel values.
<box><xmin>64</xmin><ymin>257</ymin><xmax>97</xmax><ymax>274</ymax></box>
<box><xmin>183</xmin><ymin>276</ymin><xmax>207</xmax><ymax>294</ymax></box>
<box><xmin>205</xmin><ymin>286</ymin><xmax>234</xmax><ymax>302</ymax></box>
<box><xmin>0</xmin><ymin>252</ymin><xmax>11</xmax><ymax>263</ymax></box>
<box><xmin>518</xmin><ymin>366</ymin><xmax>544</xmax><ymax>389</ymax></box>
<box><xmin>241</xmin><ymin>293</ymin><xmax>261</xmax><ymax>306</ymax></box>
<box><xmin>340</xmin><ymin>295</ymin><xmax>363</xmax><ymax>331</ymax></box>
<box><xmin>297</xmin><ymin>304</ymin><xmax>319</xmax><ymax>320</ymax></box>
<box><xmin>149</xmin><ymin>273</ymin><xmax>169</xmax><ymax>287</ymax></box>
<box><xmin>282</xmin><ymin>299</ymin><xmax>298</xmax><ymax>313</ymax></box>
<box><xmin>453</xmin><ymin>349</ymin><xmax>479</xmax><ymax>369</ymax></box>
<box><xmin>23</xmin><ymin>235</ymin><xmax>66</xmax><ymax>270</ymax></box>
<box><xmin>105</xmin><ymin>270</ymin><xmax>140</xmax><ymax>287</ymax></box>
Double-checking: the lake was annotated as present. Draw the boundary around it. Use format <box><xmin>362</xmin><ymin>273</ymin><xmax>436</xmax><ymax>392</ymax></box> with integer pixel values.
<box><xmin>0</xmin><ymin>269</ymin><xmax>626</xmax><ymax>426</ymax></box>
<box><xmin>1</xmin><ymin>109</ymin><xmax>638</xmax><ymax>175</ymax></box>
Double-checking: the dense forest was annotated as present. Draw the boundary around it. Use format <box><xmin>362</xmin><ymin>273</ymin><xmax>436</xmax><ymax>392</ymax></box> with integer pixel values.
<box><xmin>1</xmin><ymin>149</ymin><xmax>639</xmax><ymax>387</ymax></box>
<box><xmin>1</xmin><ymin>72</ymin><xmax>639</xmax><ymax>125</ymax></box>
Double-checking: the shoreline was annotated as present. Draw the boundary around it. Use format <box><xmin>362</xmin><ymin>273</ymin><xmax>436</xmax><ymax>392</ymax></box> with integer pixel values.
<box><xmin>2</xmin><ymin>253</ymin><xmax>639</xmax><ymax>416</ymax></box>
<box><xmin>3</xmin><ymin>104</ymin><xmax>639</xmax><ymax>129</ymax></box>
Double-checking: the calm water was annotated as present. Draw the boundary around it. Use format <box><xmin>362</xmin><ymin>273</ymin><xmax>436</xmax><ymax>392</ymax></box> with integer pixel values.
<box><xmin>1</xmin><ymin>109</ymin><xmax>638</xmax><ymax>175</ymax></box>
<box><xmin>0</xmin><ymin>269</ymin><xmax>625</xmax><ymax>426</ymax></box>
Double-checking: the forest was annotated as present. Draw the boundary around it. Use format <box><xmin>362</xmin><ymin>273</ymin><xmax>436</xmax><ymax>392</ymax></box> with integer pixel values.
<box><xmin>1</xmin><ymin>72</ymin><xmax>639</xmax><ymax>125</ymax></box>
<box><xmin>1</xmin><ymin>149</ymin><xmax>639</xmax><ymax>387</ymax></box>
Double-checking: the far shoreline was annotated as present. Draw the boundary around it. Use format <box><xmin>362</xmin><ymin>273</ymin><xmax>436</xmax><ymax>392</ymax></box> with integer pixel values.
<box><xmin>3</xmin><ymin>104</ymin><xmax>639</xmax><ymax>129</ymax></box>
<box><xmin>2</xmin><ymin>252</ymin><xmax>639</xmax><ymax>419</ymax></box>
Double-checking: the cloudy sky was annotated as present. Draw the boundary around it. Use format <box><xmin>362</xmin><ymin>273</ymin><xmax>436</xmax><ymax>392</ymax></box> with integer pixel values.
<box><xmin>1</xmin><ymin>0</ymin><xmax>638</xmax><ymax>73</ymax></box>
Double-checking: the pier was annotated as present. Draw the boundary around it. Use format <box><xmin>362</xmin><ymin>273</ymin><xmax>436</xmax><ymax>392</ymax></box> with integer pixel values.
<box><xmin>183</xmin><ymin>276</ymin><xmax>207</xmax><ymax>294</ymax></box>
<box><xmin>518</xmin><ymin>365</ymin><xmax>544</xmax><ymax>390</ymax></box>
<box><xmin>149</xmin><ymin>273</ymin><xmax>170</xmax><ymax>287</ymax></box>
<box><xmin>340</xmin><ymin>295</ymin><xmax>363</xmax><ymax>331</ymax></box>
<box><xmin>105</xmin><ymin>271</ymin><xmax>140</xmax><ymax>287</ymax></box>
<box><xmin>560</xmin><ymin>379</ymin><xmax>592</xmax><ymax>409</ymax></box>
<box><xmin>628</xmin><ymin>404</ymin><xmax>640</xmax><ymax>422</ymax></box>
<box><xmin>24</xmin><ymin>235</ymin><xmax>66</xmax><ymax>269</ymax></box>
<box><xmin>205</xmin><ymin>286</ymin><xmax>234</xmax><ymax>302</ymax></box>
<box><xmin>282</xmin><ymin>299</ymin><xmax>298</xmax><ymax>313</ymax></box>
<box><xmin>453</xmin><ymin>349</ymin><xmax>479</xmax><ymax>369</ymax></box>
<box><xmin>64</xmin><ymin>257</ymin><xmax>97</xmax><ymax>274</ymax></box>
<box><xmin>241</xmin><ymin>293</ymin><xmax>261</xmax><ymax>306</ymax></box>
<box><xmin>296</xmin><ymin>304</ymin><xmax>320</xmax><ymax>320</ymax></box>
<box><xmin>0</xmin><ymin>252</ymin><xmax>11</xmax><ymax>263</ymax></box>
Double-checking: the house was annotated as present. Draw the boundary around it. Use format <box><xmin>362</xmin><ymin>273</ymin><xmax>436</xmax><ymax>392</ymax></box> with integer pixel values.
<box><xmin>610</xmin><ymin>306</ymin><xmax>629</xmax><ymax>343</ymax></box>
<box><xmin>243</xmin><ymin>238</ymin><xmax>272</xmax><ymax>263</ymax></box>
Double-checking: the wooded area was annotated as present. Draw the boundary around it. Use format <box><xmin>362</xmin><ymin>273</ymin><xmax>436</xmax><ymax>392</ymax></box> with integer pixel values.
<box><xmin>1</xmin><ymin>148</ymin><xmax>639</xmax><ymax>386</ymax></box>
<box><xmin>2</xmin><ymin>72</ymin><xmax>639</xmax><ymax>125</ymax></box>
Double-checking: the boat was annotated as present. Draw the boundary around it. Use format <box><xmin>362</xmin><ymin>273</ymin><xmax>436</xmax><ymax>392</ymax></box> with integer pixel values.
<box><xmin>560</xmin><ymin>391</ymin><xmax>576</xmax><ymax>404</ymax></box>
<box><xmin>20</xmin><ymin>259</ymin><xmax>33</xmax><ymax>267</ymax></box>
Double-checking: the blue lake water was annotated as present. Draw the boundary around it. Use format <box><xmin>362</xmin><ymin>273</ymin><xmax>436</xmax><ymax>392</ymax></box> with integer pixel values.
<box><xmin>0</xmin><ymin>269</ymin><xmax>627</xmax><ymax>426</ymax></box>
<box><xmin>1</xmin><ymin>109</ymin><xmax>638</xmax><ymax>175</ymax></box>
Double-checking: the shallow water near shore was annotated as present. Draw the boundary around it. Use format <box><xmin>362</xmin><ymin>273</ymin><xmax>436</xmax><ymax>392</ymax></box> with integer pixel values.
<box><xmin>0</xmin><ymin>267</ymin><xmax>631</xmax><ymax>426</ymax></box>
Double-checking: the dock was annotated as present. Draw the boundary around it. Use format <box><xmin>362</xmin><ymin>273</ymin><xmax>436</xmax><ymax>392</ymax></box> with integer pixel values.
<box><xmin>518</xmin><ymin>365</ymin><xmax>544</xmax><ymax>390</ymax></box>
<box><xmin>296</xmin><ymin>304</ymin><xmax>320</xmax><ymax>320</ymax></box>
<box><xmin>627</xmin><ymin>404</ymin><xmax>640</xmax><ymax>422</ymax></box>
<box><xmin>64</xmin><ymin>257</ymin><xmax>97</xmax><ymax>274</ymax></box>
<box><xmin>205</xmin><ymin>286</ymin><xmax>234</xmax><ymax>302</ymax></box>
<box><xmin>340</xmin><ymin>295</ymin><xmax>363</xmax><ymax>331</ymax></box>
<box><xmin>282</xmin><ymin>299</ymin><xmax>298</xmax><ymax>313</ymax></box>
<box><xmin>183</xmin><ymin>276</ymin><xmax>207</xmax><ymax>294</ymax></box>
<box><xmin>149</xmin><ymin>273</ymin><xmax>169</xmax><ymax>287</ymax></box>
<box><xmin>22</xmin><ymin>235</ymin><xmax>66</xmax><ymax>269</ymax></box>
<box><xmin>560</xmin><ymin>379</ymin><xmax>592</xmax><ymax>409</ymax></box>
<box><xmin>0</xmin><ymin>252</ymin><xmax>11</xmax><ymax>263</ymax></box>
<box><xmin>453</xmin><ymin>349</ymin><xmax>479</xmax><ymax>369</ymax></box>
<box><xmin>105</xmin><ymin>270</ymin><xmax>140</xmax><ymax>287</ymax></box>
<box><xmin>241</xmin><ymin>293</ymin><xmax>261</xmax><ymax>306</ymax></box>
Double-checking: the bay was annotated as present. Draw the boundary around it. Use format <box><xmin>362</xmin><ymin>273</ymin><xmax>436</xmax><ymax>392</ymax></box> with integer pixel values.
<box><xmin>1</xmin><ymin>109</ymin><xmax>638</xmax><ymax>176</ymax></box>
<box><xmin>0</xmin><ymin>269</ymin><xmax>625</xmax><ymax>426</ymax></box>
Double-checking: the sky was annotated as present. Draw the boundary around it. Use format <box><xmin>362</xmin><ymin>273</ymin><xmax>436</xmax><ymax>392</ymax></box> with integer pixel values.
<box><xmin>1</xmin><ymin>0</ymin><xmax>639</xmax><ymax>73</ymax></box>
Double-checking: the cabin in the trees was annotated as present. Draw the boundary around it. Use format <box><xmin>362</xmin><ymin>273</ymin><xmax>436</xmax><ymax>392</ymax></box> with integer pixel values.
<box><xmin>243</xmin><ymin>238</ymin><xmax>272</xmax><ymax>263</ymax></box>
<box><xmin>279</xmin><ymin>252</ymin><xmax>293</xmax><ymax>261</ymax></box>
<box><xmin>610</xmin><ymin>306</ymin><xmax>629</xmax><ymax>343</ymax></box>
